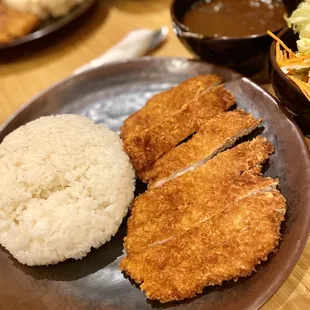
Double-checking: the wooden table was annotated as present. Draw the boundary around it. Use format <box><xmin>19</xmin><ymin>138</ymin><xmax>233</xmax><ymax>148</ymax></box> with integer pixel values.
<box><xmin>0</xmin><ymin>0</ymin><xmax>309</xmax><ymax>309</ymax></box>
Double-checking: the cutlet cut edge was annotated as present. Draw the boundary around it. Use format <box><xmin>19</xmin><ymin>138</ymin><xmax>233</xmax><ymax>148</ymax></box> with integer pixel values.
<box><xmin>142</xmin><ymin>221</ymin><xmax>282</xmax><ymax>303</ymax></box>
<box><xmin>120</xmin><ymin>188</ymin><xmax>285</xmax><ymax>272</ymax></box>
<box><xmin>149</xmin><ymin>177</ymin><xmax>280</xmax><ymax>247</ymax></box>
<box><xmin>151</xmin><ymin>135</ymin><xmax>273</xmax><ymax>188</ymax></box>
<box><xmin>121</xmin><ymin>190</ymin><xmax>286</xmax><ymax>302</ymax></box>
<box><xmin>120</xmin><ymin>74</ymin><xmax>223</xmax><ymax>139</ymax></box>
<box><xmin>148</xmin><ymin>112</ymin><xmax>262</xmax><ymax>188</ymax></box>
<box><xmin>125</xmin><ymin>136</ymin><xmax>275</xmax><ymax>248</ymax></box>
<box><xmin>123</xmin><ymin>85</ymin><xmax>236</xmax><ymax>172</ymax></box>
<box><xmin>124</xmin><ymin>175</ymin><xmax>279</xmax><ymax>254</ymax></box>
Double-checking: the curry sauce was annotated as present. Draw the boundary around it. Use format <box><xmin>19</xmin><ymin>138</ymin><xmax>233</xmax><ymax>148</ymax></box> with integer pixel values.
<box><xmin>182</xmin><ymin>0</ymin><xmax>287</xmax><ymax>38</ymax></box>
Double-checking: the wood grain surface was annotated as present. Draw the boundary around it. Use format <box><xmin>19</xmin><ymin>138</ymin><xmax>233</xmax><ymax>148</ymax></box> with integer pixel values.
<box><xmin>0</xmin><ymin>0</ymin><xmax>309</xmax><ymax>309</ymax></box>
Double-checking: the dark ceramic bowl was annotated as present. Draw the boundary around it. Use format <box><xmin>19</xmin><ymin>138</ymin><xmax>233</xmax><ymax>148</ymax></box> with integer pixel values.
<box><xmin>170</xmin><ymin>0</ymin><xmax>297</xmax><ymax>78</ymax></box>
<box><xmin>269</xmin><ymin>27</ymin><xmax>310</xmax><ymax>137</ymax></box>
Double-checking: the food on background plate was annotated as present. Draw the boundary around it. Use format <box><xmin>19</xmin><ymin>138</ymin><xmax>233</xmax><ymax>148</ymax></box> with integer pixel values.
<box><xmin>120</xmin><ymin>75</ymin><xmax>286</xmax><ymax>303</ymax></box>
<box><xmin>3</xmin><ymin>0</ymin><xmax>86</xmax><ymax>19</ymax></box>
<box><xmin>0</xmin><ymin>114</ymin><xmax>135</xmax><ymax>266</ymax></box>
<box><xmin>268</xmin><ymin>1</ymin><xmax>310</xmax><ymax>100</ymax></box>
<box><xmin>0</xmin><ymin>0</ymin><xmax>88</xmax><ymax>43</ymax></box>
<box><xmin>182</xmin><ymin>0</ymin><xmax>286</xmax><ymax>38</ymax></box>
<box><xmin>0</xmin><ymin>2</ymin><xmax>39</xmax><ymax>43</ymax></box>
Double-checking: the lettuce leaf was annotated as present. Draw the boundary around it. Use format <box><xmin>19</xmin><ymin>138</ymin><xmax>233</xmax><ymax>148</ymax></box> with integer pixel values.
<box><xmin>286</xmin><ymin>2</ymin><xmax>310</xmax><ymax>54</ymax></box>
<box><xmin>297</xmin><ymin>38</ymin><xmax>310</xmax><ymax>54</ymax></box>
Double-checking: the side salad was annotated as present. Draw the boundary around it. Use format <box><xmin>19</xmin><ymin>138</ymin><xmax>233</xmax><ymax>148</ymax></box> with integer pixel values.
<box><xmin>268</xmin><ymin>0</ymin><xmax>310</xmax><ymax>101</ymax></box>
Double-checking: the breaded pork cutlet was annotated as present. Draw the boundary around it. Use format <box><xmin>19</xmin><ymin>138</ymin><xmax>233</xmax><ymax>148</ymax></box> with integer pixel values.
<box><xmin>120</xmin><ymin>190</ymin><xmax>286</xmax><ymax>302</ymax></box>
<box><xmin>125</xmin><ymin>136</ymin><xmax>274</xmax><ymax>250</ymax></box>
<box><xmin>126</xmin><ymin>136</ymin><xmax>273</xmax><ymax>235</ymax></box>
<box><xmin>140</xmin><ymin>110</ymin><xmax>261</xmax><ymax>186</ymax></box>
<box><xmin>121</xmin><ymin>74</ymin><xmax>222</xmax><ymax>138</ymax></box>
<box><xmin>143</xmin><ymin>218</ymin><xmax>283</xmax><ymax>303</ymax></box>
<box><xmin>0</xmin><ymin>4</ymin><xmax>39</xmax><ymax>44</ymax></box>
<box><xmin>124</xmin><ymin>173</ymin><xmax>279</xmax><ymax>254</ymax></box>
<box><xmin>123</xmin><ymin>85</ymin><xmax>235</xmax><ymax>173</ymax></box>
<box><xmin>120</xmin><ymin>189</ymin><xmax>285</xmax><ymax>302</ymax></box>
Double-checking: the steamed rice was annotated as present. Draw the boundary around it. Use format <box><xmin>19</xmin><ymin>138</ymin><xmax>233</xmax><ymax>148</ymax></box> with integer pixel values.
<box><xmin>0</xmin><ymin>114</ymin><xmax>135</xmax><ymax>266</ymax></box>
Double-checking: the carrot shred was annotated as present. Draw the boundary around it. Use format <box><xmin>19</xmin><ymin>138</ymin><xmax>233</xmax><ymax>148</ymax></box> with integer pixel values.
<box><xmin>276</xmin><ymin>41</ymin><xmax>281</xmax><ymax>64</ymax></box>
<box><xmin>280</xmin><ymin>56</ymin><xmax>310</xmax><ymax>66</ymax></box>
<box><xmin>288</xmin><ymin>75</ymin><xmax>310</xmax><ymax>101</ymax></box>
<box><xmin>267</xmin><ymin>30</ymin><xmax>295</xmax><ymax>58</ymax></box>
<box><xmin>268</xmin><ymin>30</ymin><xmax>310</xmax><ymax>102</ymax></box>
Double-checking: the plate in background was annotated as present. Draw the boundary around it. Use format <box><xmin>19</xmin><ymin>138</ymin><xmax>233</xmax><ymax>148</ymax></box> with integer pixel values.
<box><xmin>0</xmin><ymin>57</ymin><xmax>310</xmax><ymax>310</ymax></box>
<box><xmin>0</xmin><ymin>0</ymin><xmax>96</xmax><ymax>50</ymax></box>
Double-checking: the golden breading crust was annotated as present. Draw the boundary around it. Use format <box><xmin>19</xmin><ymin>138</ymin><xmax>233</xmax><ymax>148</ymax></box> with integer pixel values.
<box><xmin>140</xmin><ymin>109</ymin><xmax>261</xmax><ymax>185</ymax></box>
<box><xmin>121</xmin><ymin>74</ymin><xmax>222</xmax><ymax>139</ymax></box>
<box><xmin>123</xmin><ymin>85</ymin><xmax>235</xmax><ymax>173</ymax></box>
<box><xmin>124</xmin><ymin>174</ymin><xmax>278</xmax><ymax>254</ymax></box>
<box><xmin>0</xmin><ymin>4</ymin><xmax>39</xmax><ymax>44</ymax></box>
<box><xmin>125</xmin><ymin>136</ymin><xmax>274</xmax><ymax>243</ymax></box>
<box><xmin>120</xmin><ymin>191</ymin><xmax>286</xmax><ymax>303</ymax></box>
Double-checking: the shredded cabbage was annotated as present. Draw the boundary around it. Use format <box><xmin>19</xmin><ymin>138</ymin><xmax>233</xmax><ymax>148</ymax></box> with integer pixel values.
<box><xmin>286</xmin><ymin>1</ymin><xmax>310</xmax><ymax>55</ymax></box>
<box><xmin>297</xmin><ymin>38</ymin><xmax>310</xmax><ymax>54</ymax></box>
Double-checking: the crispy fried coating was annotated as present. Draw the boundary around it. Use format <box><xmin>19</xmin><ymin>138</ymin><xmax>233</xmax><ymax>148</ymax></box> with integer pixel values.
<box><xmin>140</xmin><ymin>110</ymin><xmax>261</xmax><ymax>185</ymax></box>
<box><xmin>123</xmin><ymin>85</ymin><xmax>235</xmax><ymax>172</ymax></box>
<box><xmin>121</xmin><ymin>74</ymin><xmax>222</xmax><ymax>139</ymax></box>
<box><xmin>0</xmin><ymin>4</ymin><xmax>39</xmax><ymax>44</ymax></box>
<box><xmin>126</xmin><ymin>136</ymin><xmax>274</xmax><ymax>244</ymax></box>
<box><xmin>121</xmin><ymin>190</ymin><xmax>285</xmax><ymax>279</ymax></box>
<box><xmin>120</xmin><ymin>191</ymin><xmax>286</xmax><ymax>302</ymax></box>
<box><xmin>120</xmin><ymin>74</ymin><xmax>284</xmax><ymax>303</ymax></box>
<box><xmin>124</xmin><ymin>174</ymin><xmax>278</xmax><ymax>254</ymax></box>
<box><xmin>142</xmin><ymin>210</ymin><xmax>284</xmax><ymax>302</ymax></box>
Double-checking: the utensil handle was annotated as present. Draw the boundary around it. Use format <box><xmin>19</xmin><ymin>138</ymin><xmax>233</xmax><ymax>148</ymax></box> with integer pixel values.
<box><xmin>173</xmin><ymin>26</ymin><xmax>203</xmax><ymax>40</ymax></box>
<box><xmin>74</xmin><ymin>29</ymin><xmax>157</xmax><ymax>75</ymax></box>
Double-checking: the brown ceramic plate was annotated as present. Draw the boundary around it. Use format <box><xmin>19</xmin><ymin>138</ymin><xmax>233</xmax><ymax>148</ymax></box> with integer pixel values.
<box><xmin>0</xmin><ymin>0</ymin><xmax>96</xmax><ymax>50</ymax></box>
<box><xmin>0</xmin><ymin>57</ymin><xmax>310</xmax><ymax>310</ymax></box>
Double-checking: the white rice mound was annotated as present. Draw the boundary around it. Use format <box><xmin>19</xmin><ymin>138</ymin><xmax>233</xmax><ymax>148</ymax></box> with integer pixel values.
<box><xmin>3</xmin><ymin>0</ymin><xmax>85</xmax><ymax>19</ymax></box>
<box><xmin>0</xmin><ymin>114</ymin><xmax>135</xmax><ymax>266</ymax></box>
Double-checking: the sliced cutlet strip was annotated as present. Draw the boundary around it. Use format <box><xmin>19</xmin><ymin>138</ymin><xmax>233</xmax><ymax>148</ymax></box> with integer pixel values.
<box><xmin>140</xmin><ymin>110</ymin><xmax>261</xmax><ymax>186</ymax></box>
<box><xmin>124</xmin><ymin>174</ymin><xmax>278</xmax><ymax>254</ymax></box>
<box><xmin>121</xmin><ymin>74</ymin><xmax>222</xmax><ymax>139</ymax></box>
<box><xmin>121</xmin><ymin>189</ymin><xmax>285</xmax><ymax>282</ymax></box>
<box><xmin>126</xmin><ymin>136</ymin><xmax>274</xmax><ymax>241</ymax></box>
<box><xmin>124</xmin><ymin>173</ymin><xmax>278</xmax><ymax>254</ymax></box>
<box><xmin>120</xmin><ymin>190</ymin><xmax>286</xmax><ymax>302</ymax></box>
<box><xmin>123</xmin><ymin>85</ymin><xmax>235</xmax><ymax>173</ymax></box>
<box><xmin>142</xmin><ymin>206</ymin><xmax>284</xmax><ymax>302</ymax></box>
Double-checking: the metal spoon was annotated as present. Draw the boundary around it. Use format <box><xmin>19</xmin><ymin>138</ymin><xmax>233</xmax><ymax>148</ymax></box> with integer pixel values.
<box><xmin>74</xmin><ymin>26</ymin><xmax>169</xmax><ymax>74</ymax></box>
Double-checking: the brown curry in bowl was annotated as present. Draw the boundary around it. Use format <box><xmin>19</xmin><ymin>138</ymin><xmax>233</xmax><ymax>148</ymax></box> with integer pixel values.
<box><xmin>182</xmin><ymin>0</ymin><xmax>287</xmax><ymax>38</ymax></box>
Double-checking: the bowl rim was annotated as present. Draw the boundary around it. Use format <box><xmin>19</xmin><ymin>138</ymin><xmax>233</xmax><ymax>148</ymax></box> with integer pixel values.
<box><xmin>170</xmin><ymin>0</ymin><xmax>285</xmax><ymax>41</ymax></box>
<box><xmin>269</xmin><ymin>27</ymin><xmax>307</xmax><ymax>102</ymax></box>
